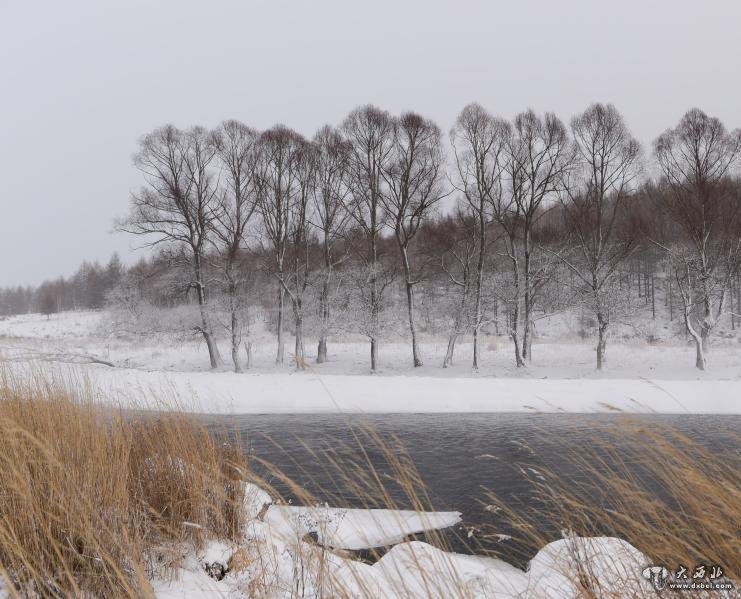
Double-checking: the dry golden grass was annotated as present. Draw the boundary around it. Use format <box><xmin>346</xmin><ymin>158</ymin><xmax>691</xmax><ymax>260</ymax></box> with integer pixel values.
<box><xmin>246</xmin><ymin>424</ymin><xmax>461</xmax><ymax>551</ymax></box>
<box><xmin>0</xmin><ymin>369</ymin><xmax>246</xmax><ymax>597</ymax></box>
<box><xmin>484</xmin><ymin>416</ymin><xmax>741</xmax><ymax>596</ymax></box>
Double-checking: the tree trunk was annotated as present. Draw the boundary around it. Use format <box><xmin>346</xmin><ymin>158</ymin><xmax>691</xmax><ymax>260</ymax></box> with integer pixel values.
<box><xmin>681</xmin><ymin>298</ymin><xmax>706</xmax><ymax>371</ymax></box>
<box><xmin>689</xmin><ymin>321</ymin><xmax>708</xmax><ymax>371</ymax></box>
<box><xmin>472</xmin><ymin>326</ymin><xmax>480</xmax><ymax>371</ymax></box>
<box><xmin>509</xmin><ymin>247</ymin><xmax>525</xmax><ymax>368</ymax></box>
<box><xmin>596</xmin><ymin>312</ymin><xmax>608</xmax><ymax>370</ymax></box>
<box><xmin>643</xmin><ymin>268</ymin><xmax>648</xmax><ymax>301</ymax></box>
<box><xmin>405</xmin><ymin>280</ymin><xmax>422</xmax><ymax>366</ymax></box>
<box><xmin>317</xmin><ymin>243</ymin><xmax>332</xmax><ymax>363</ymax></box>
<box><xmin>472</xmin><ymin>213</ymin><xmax>485</xmax><ymax>371</ymax></box>
<box><xmin>694</xmin><ymin>337</ymin><xmax>706</xmax><ymax>370</ymax></box>
<box><xmin>444</xmin><ymin>285</ymin><xmax>468</xmax><ymax>368</ymax></box>
<box><xmin>510</xmin><ymin>309</ymin><xmax>524</xmax><ymax>367</ymax></box>
<box><xmin>194</xmin><ymin>254</ymin><xmax>221</xmax><ymax>369</ymax></box>
<box><xmin>400</xmin><ymin>246</ymin><xmax>422</xmax><ymax>367</ymax></box>
<box><xmin>731</xmin><ymin>282</ymin><xmax>736</xmax><ymax>331</ymax></box>
<box><xmin>226</xmin><ymin>269</ymin><xmax>242</xmax><ymax>373</ymax></box>
<box><xmin>733</xmin><ymin>273</ymin><xmax>740</xmax><ymax>331</ymax></box>
<box><xmin>493</xmin><ymin>299</ymin><xmax>499</xmax><ymax>335</ymax></box>
<box><xmin>511</xmin><ymin>328</ymin><xmax>524</xmax><ymax>367</ymax></box>
<box><xmin>368</xmin><ymin>206</ymin><xmax>380</xmax><ymax>372</ymax></box>
<box><xmin>317</xmin><ymin>337</ymin><xmax>328</xmax><ymax>364</ymax></box>
<box><xmin>275</xmin><ymin>280</ymin><xmax>285</xmax><ymax>365</ymax></box>
<box><xmin>369</xmin><ymin>296</ymin><xmax>379</xmax><ymax>372</ymax></box>
<box><xmin>700</xmin><ymin>296</ymin><xmax>713</xmax><ymax>354</ymax></box>
<box><xmin>522</xmin><ymin>230</ymin><xmax>532</xmax><ymax>362</ymax></box>
<box><xmin>201</xmin><ymin>329</ymin><xmax>220</xmax><ymax>369</ymax></box>
<box><xmin>230</xmin><ymin>308</ymin><xmax>242</xmax><ymax>373</ymax></box>
<box><xmin>294</xmin><ymin>309</ymin><xmax>305</xmax><ymax>370</ymax></box>
<box><xmin>244</xmin><ymin>340</ymin><xmax>253</xmax><ymax>369</ymax></box>
<box><xmin>370</xmin><ymin>336</ymin><xmax>378</xmax><ymax>372</ymax></box>
<box><xmin>443</xmin><ymin>333</ymin><xmax>457</xmax><ymax>368</ymax></box>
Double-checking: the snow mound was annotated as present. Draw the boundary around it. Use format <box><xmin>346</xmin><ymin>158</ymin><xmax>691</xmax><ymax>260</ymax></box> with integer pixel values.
<box><xmin>528</xmin><ymin>535</ymin><xmax>651</xmax><ymax>597</ymax></box>
<box><xmin>374</xmin><ymin>540</ymin><xmax>531</xmax><ymax>598</ymax></box>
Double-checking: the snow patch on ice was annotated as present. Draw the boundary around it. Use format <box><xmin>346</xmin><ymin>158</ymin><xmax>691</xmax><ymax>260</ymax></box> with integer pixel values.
<box><xmin>263</xmin><ymin>504</ymin><xmax>462</xmax><ymax>550</ymax></box>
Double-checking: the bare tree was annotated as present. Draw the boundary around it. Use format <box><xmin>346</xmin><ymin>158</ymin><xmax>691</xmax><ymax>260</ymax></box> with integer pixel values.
<box><xmin>450</xmin><ymin>104</ymin><xmax>510</xmax><ymax>370</ymax></box>
<box><xmin>120</xmin><ymin>125</ymin><xmax>222</xmax><ymax>368</ymax></box>
<box><xmin>654</xmin><ymin>108</ymin><xmax>741</xmax><ymax>370</ymax></box>
<box><xmin>504</xmin><ymin>110</ymin><xmax>571</xmax><ymax>364</ymax></box>
<box><xmin>381</xmin><ymin>112</ymin><xmax>447</xmax><ymax>366</ymax></box>
<box><xmin>211</xmin><ymin>120</ymin><xmax>259</xmax><ymax>372</ymax></box>
<box><xmin>342</xmin><ymin>106</ymin><xmax>394</xmax><ymax>372</ymax></box>
<box><xmin>487</xmin><ymin>153</ymin><xmax>524</xmax><ymax>366</ymax></box>
<box><xmin>254</xmin><ymin>125</ymin><xmax>304</xmax><ymax>365</ymax></box>
<box><xmin>281</xmin><ymin>140</ymin><xmax>317</xmax><ymax>369</ymax></box>
<box><xmin>311</xmin><ymin>126</ymin><xmax>353</xmax><ymax>363</ymax></box>
<box><xmin>559</xmin><ymin>103</ymin><xmax>642</xmax><ymax>370</ymax></box>
<box><xmin>435</xmin><ymin>208</ymin><xmax>478</xmax><ymax>367</ymax></box>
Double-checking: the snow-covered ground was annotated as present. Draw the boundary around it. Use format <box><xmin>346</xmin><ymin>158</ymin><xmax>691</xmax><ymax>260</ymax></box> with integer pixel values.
<box><xmin>0</xmin><ymin>310</ymin><xmax>739</xmax><ymax>414</ymax></box>
<box><xmin>151</xmin><ymin>483</ymin><xmax>662</xmax><ymax>598</ymax></box>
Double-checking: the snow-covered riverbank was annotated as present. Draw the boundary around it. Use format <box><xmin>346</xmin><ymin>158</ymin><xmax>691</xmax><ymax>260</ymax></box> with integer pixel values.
<box><xmin>1</xmin><ymin>311</ymin><xmax>739</xmax><ymax>415</ymax></box>
<box><xmin>153</xmin><ymin>483</ymin><xmax>657</xmax><ymax>598</ymax></box>
<box><xmin>57</xmin><ymin>365</ymin><xmax>741</xmax><ymax>414</ymax></box>
<box><xmin>2</xmin><ymin>352</ymin><xmax>739</xmax><ymax>414</ymax></box>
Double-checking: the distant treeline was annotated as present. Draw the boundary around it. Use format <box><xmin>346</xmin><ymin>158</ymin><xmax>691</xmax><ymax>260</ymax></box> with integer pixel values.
<box><xmin>0</xmin><ymin>255</ymin><xmax>124</xmax><ymax>317</ymax></box>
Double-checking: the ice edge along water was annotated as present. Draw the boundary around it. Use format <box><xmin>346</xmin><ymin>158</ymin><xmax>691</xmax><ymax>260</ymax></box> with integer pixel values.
<box><xmin>96</xmin><ymin>369</ymin><xmax>741</xmax><ymax>415</ymax></box>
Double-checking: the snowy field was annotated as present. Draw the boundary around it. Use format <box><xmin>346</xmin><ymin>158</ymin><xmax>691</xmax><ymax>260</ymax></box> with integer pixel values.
<box><xmin>0</xmin><ymin>310</ymin><xmax>738</xmax><ymax>415</ymax></box>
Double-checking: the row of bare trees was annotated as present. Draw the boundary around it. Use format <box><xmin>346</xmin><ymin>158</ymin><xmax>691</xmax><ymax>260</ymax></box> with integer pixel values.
<box><xmin>654</xmin><ymin>110</ymin><xmax>741</xmax><ymax>369</ymax></box>
<box><xmin>112</xmin><ymin>104</ymin><xmax>740</xmax><ymax>373</ymax></box>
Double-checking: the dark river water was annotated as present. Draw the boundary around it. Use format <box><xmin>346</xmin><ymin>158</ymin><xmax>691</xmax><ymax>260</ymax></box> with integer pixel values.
<box><xmin>203</xmin><ymin>413</ymin><xmax>740</xmax><ymax>567</ymax></box>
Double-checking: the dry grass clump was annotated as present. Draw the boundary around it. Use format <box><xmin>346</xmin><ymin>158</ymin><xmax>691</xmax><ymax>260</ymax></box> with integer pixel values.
<box><xmin>485</xmin><ymin>416</ymin><xmax>741</xmax><ymax>595</ymax></box>
<box><xmin>0</xmin><ymin>370</ymin><xmax>246</xmax><ymax>597</ymax></box>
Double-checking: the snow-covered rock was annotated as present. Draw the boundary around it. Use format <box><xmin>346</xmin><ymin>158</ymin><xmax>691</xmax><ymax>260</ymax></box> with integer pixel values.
<box><xmin>198</xmin><ymin>540</ymin><xmax>236</xmax><ymax>581</ymax></box>
<box><xmin>527</xmin><ymin>535</ymin><xmax>651</xmax><ymax>597</ymax></box>
<box><xmin>374</xmin><ymin>540</ymin><xmax>531</xmax><ymax>598</ymax></box>
<box><xmin>152</xmin><ymin>552</ymin><xmax>229</xmax><ymax>598</ymax></box>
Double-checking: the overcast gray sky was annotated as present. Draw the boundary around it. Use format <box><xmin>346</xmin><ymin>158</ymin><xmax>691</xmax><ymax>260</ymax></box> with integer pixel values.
<box><xmin>1</xmin><ymin>0</ymin><xmax>740</xmax><ymax>285</ymax></box>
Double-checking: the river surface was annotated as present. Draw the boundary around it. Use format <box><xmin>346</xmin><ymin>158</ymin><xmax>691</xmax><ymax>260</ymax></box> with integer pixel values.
<box><xmin>203</xmin><ymin>413</ymin><xmax>740</xmax><ymax>567</ymax></box>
